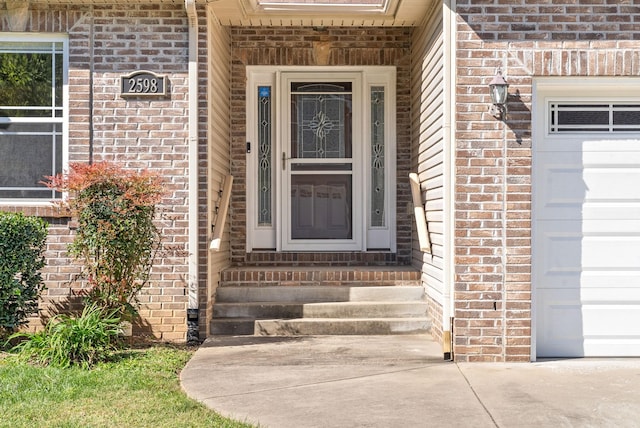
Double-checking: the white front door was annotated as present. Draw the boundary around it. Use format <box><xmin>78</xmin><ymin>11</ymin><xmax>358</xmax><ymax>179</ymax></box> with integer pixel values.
<box><xmin>246</xmin><ymin>67</ymin><xmax>396</xmax><ymax>253</ymax></box>
<box><xmin>533</xmin><ymin>79</ymin><xmax>640</xmax><ymax>358</ymax></box>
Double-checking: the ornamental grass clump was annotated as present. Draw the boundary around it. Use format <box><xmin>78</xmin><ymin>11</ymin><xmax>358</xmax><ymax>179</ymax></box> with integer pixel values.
<box><xmin>45</xmin><ymin>162</ymin><xmax>165</xmax><ymax>320</ymax></box>
<box><xmin>9</xmin><ymin>303</ymin><xmax>122</xmax><ymax>368</ymax></box>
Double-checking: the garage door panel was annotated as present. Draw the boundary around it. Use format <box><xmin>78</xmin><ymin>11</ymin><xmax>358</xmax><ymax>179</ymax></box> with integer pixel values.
<box><xmin>539</xmin><ymin>219</ymin><xmax>640</xmax><ymax>234</ymax></box>
<box><xmin>543</xmin><ymin>206</ymin><xmax>640</xmax><ymax>221</ymax></box>
<box><xmin>539</xmin><ymin>225</ymin><xmax>640</xmax><ymax>280</ymax></box>
<box><xmin>535</xmin><ymin>164</ymin><xmax>586</xmax><ymax>220</ymax></box>
<box><xmin>536</xmin><ymin>153</ymin><xmax>640</xmax><ymax>220</ymax></box>
<box><xmin>539</xmin><ymin>138</ymin><xmax>640</xmax><ymax>153</ymax></box>
<box><xmin>538</xmin><ymin>233</ymin><xmax>582</xmax><ymax>278</ymax></box>
<box><xmin>537</xmin><ymin>288</ymin><xmax>583</xmax><ymax>357</ymax></box>
<box><xmin>540</xmin><ymin>270</ymin><xmax>640</xmax><ymax>290</ymax></box>
<box><xmin>534</xmin><ymin>94</ymin><xmax>640</xmax><ymax>358</ymax></box>
<box><xmin>537</xmin><ymin>288</ymin><xmax>640</xmax><ymax>357</ymax></box>
<box><xmin>581</xmin><ymin>343</ymin><xmax>640</xmax><ymax>358</ymax></box>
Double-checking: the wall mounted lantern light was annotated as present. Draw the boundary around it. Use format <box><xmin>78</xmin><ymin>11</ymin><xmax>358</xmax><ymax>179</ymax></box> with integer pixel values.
<box><xmin>488</xmin><ymin>68</ymin><xmax>509</xmax><ymax>120</ymax></box>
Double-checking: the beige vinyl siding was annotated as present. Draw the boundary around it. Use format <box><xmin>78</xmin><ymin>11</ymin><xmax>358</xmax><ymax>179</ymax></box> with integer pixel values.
<box><xmin>206</xmin><ymin>9</ymin><xmax>232</xmax><ymax>336</ymax></box>
<box><xmin>410</xmin><ymin>2</ymin><xmax>445</xmax><ymax>338</ymax></box>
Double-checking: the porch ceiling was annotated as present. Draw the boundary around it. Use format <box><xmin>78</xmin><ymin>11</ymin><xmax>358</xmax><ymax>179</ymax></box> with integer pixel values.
<box><xmin>209</xmin><ymin>0</ymin><xmax>435</xmax><ymax>27</ymax></box>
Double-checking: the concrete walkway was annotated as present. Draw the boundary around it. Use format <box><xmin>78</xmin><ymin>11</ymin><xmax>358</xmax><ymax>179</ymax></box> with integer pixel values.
<box><xmin>180</xmin><ymin>335</ymin><xmax>640</xmax><ymax>428</ymax></box>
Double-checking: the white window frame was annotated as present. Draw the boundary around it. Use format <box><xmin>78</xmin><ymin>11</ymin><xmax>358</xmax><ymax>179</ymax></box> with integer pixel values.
<box><xmin>0</xmin><ymin>32</ymin><xmax>69</xmax><ymax>205</ymax></box>
<box><xmin>250</xmin><ymin>0</ymin><xmax>394</xmax><ymax>15</ymax></box>
<box><xmin>246</xmin><ymin>70</ymin><xmax>277</xmax><ymax>250</ymax></box>
<box><xmin>365</xmin><ymin>69</ymin><xmax>396</xmax><ymax>251</ymax></box>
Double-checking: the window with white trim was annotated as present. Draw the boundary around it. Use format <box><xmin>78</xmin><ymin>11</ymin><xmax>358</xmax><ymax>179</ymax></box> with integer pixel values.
<box><xmin>0</xmin><ymin>35</ymin><xmax>68</xmax><ymax>200</ymax></box>
<box><xmin>550</xmin><ymin>103</ymin><xmax>640</xmax><ymax>133</ymax></box>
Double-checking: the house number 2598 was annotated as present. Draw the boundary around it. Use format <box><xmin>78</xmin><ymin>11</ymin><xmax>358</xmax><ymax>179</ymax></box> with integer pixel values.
<box><xmin>127</xmin><ymin>77</ymin><xmax>158</xmax><ymax>93</ymax></box>
<box><xmin>121</xmin><ymin>71</ymin><xmax>166</xmax><ymax>97</ymax></box>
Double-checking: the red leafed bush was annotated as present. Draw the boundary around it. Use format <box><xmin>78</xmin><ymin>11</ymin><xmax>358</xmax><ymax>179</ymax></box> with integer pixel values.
<box><xmin>45</xmin><ymin>162</ymin><xmax>165</xmax><ymax>319</ymax></box>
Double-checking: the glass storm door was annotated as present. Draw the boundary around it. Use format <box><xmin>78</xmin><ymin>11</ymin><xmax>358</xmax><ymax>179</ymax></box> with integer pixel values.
<box><xmin>282</xmin><ymin>75</ymin><xmax>362</xmax><ymax>251</ymax></box>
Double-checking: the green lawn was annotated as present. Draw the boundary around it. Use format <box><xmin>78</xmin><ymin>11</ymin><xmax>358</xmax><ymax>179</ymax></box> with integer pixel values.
<box><xmin>0</xmin><ymin>346</ymin><xmax>255</xmax><ymax>428</ymax></box>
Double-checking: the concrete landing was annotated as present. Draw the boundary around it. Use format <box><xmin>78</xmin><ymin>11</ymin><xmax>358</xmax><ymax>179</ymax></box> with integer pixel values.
<box><xmin>180</xmin><ymin>335</ymin><xmax>640</xmax><ymax>428</ymax></box>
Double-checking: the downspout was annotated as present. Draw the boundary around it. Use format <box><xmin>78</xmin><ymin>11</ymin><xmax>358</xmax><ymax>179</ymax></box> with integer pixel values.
<box><xmin>442</xmin><ymin>0</ymin><xmax>457</xmax><ymax>361</ymax></box>
<box><xmin>185</xmin><ymin>0</ymin><xmax>200</xmax><ymax>343</ymax></box>
<box><xmin>89</xmin><ymin>5</ymin><xmax>94</xmax><ymax>164</ymax></box>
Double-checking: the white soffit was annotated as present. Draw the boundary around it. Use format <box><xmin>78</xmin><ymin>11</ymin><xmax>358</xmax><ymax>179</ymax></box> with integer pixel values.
<box><xmin>20</xmin><ymin>0</ymin><xmax>434</xmax><ymax>26</ymax></box>
<box><xmin>253</xmin><ymin>0</ymin><xmax>388</xmax><ymax>14</ymax></box>
<box><xmin>210</xmin><ymin>0</ymin><xmax>434</xmax><ymax>26</ymax></box>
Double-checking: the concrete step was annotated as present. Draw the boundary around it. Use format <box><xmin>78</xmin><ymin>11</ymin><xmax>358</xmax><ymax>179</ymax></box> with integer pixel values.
<box><xmin>215</xmin><ymin>286</ymin><xmax>425</xmax><ymax>304</ymax></box>
<box><xmin>213</xmin><ymin>303</ymin><xmax>304</xmax><ymax>319</ymax></box>
<box><xmin>302</xmin><ymin>301</ymin><xmax>428</xmax><ymax>319</ymax></box>
<box><xmin>213</xmin><ymin>301</ymin><xmax>428</xmax><ymax>319</ymax></box>
<box><xmin>211</xmin><ymin>278</ymin><xmax>429</xmax><ymax>337</ymax></box>
<box><xmin>254</xmin><ymin>318</ymin><xmax>432</xmax><ymax>336</ymax></box>
<box><xmin>210</xmin><ymin>318</ymin><xmax>255</xmax><ymax>336</ymax></box>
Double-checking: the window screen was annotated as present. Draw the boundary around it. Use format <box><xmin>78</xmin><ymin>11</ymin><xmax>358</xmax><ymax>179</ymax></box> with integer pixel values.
<box><xmin>0</xmin><ymin>38</ymin><xmax>66</xmax><ymax>200</ymax></box>
<box><xmin>550</xmin><ymin>103</ymin><xmax>640</xmax><ymax>133</ymax></box>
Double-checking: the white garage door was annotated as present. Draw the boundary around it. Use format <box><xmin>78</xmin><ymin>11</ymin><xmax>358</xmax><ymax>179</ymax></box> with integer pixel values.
<box><xmin>534</xmin><ymin>83</ymin><xmax>640</xmax><ymax>358</ymax></box>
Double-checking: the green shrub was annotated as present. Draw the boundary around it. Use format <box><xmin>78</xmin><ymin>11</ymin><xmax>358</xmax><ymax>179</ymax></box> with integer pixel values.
<box><xmin>9</xmin><ymin>303</ymin><xmax>122</xmax><ymax>368</ymax></box>
<box><xmin>45</xmin><ymin>162</ymin><xmax>165</xmax><ymax>319</ymax></box>
<box><xmin>0</xmin><ymin>212</ymin><xmax>48</xmax><ymax>338</ymax></box>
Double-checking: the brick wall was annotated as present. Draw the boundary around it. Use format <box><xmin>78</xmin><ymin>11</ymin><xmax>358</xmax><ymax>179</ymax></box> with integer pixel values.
<box><xmin>454</xmin><ymin>0</ymin><xmax>640</xmax><ymax>361</ymax></box>
<box><xmin>0</xmin><ymin>2</ymin><xmax>208</xmax><ymax>341</ymax></box>
<box><xmin>229</xmin><ymin>26</ymin><xmax>413</xmax><ymax>266</ymax></box>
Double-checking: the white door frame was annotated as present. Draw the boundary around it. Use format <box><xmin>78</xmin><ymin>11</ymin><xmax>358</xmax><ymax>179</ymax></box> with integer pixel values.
<box><xmin>245</xmin><ymin>65</ymin><xmax>396</xmax><ymax>253</ymax></box>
